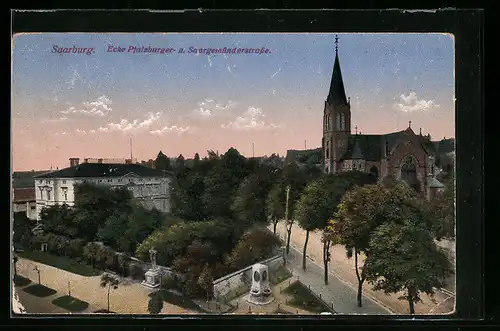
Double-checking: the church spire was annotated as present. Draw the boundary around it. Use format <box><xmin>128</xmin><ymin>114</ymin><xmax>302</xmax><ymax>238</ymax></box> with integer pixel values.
<box><xmin>327</xmin><ymin>35</ymin><xmax>348</xmax><ymax>106</ymax></box>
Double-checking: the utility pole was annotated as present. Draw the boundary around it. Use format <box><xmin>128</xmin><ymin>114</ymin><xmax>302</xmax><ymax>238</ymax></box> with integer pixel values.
<box><xmin>34</xmin><ymin>266</ymin><xmax>41</xmax><ymax>284</ymax></box>
<box><xmin>284</xmin><ymin>185</ymin><xmax>291</xmax><ymax>254</ymax></box>
<box><xmin>252</xmin><ymin>143</ymin><xmax>255</xmax><ymax>158</ymax></box>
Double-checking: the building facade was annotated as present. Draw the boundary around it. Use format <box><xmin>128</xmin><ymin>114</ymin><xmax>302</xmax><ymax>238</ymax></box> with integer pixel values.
<box><xmin>321</xmin><ymin>37</ymin><xmax>445</xmax><ymax>198</ymax></box>
<box><xmin>12</xmin><ymin>170</ymin><xmax>52</xmax><ymax>221</ymax></box>
<box><xmin>34</xmin><ymin>158</ymin><xmax>172</xmax><ymax>220</ymax></box>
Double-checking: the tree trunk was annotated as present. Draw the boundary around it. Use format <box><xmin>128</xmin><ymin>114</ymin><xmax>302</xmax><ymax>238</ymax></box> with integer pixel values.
<box><xmin>323</xmin><ymin>240</ymin><xmax>330</xmax><ymax>285</ymax></box>
<box><xmin>302</xmin><ymin>230</ymin><xmax>310</xmax><ymax>270</ymax></box>
<box><xmin>408</xmin><ymin>295</ymin><xmax>415</xmax><ymax>314</ymax></box>
<box><xmin>286</xmin><ymin>222</ymin><xmax>293</xmax><ymax>254</ymax></box>
<box><xmin>107</xmin><ymin>284</ymin><xmax>111</xmax><ymax>312</ymax></box>
<box><xmin>354</xmin><ymin>249</ymin><xmax>366</xmax><ymax>307</ymax></box>
<box><xmin>273</xmin><ymin>219</ymin><xmax>277</xmax><ymax>234</ymax></box>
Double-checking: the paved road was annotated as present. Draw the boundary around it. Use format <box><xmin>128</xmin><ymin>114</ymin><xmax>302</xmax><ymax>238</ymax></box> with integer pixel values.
<box><xmin>284</xmin><ymin>245</ymin><xmax>391</xmax><ymax>315</ymax></box>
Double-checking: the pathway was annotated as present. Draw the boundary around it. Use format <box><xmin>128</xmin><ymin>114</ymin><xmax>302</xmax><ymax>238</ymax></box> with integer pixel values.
<box><xmin>15</xmin><ymin>258</ymin><xmax>198</xmax><ymax>314</ymax></box>
<box><xmin>271</xmin><ymin>221</ymin><xmax>455</xmax><ymax>315</ymax></box>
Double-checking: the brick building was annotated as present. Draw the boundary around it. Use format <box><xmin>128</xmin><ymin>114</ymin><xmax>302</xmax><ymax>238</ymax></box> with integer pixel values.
<box><xmin>320</xmin><ymin>36</ymin><xmax>447</xmax><ymax>198</ymax></box>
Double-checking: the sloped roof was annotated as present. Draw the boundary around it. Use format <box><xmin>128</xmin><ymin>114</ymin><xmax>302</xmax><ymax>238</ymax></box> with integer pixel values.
<box><xmin>13</xmin><ymin>187</ymin><xmax>36</xmax><ymax>202</ymax></box>
<box><xmin>12</xmin><ymin>170</ymin><xmax>53</xmax><ymax>188</ymax></box>
<box><xmin>428</xmin><ymin>177</ymin><xmax>445</xmax><ymax>188</ymax></box>
<box><xmin>35</xmin><ymin>163</ymin><xmax>171</xmax><ymax>179</ymax></box>
<box><xmin>327</xmin><ymin>51</ymin><xmax>349</xmax><ymax>106</ymax></box>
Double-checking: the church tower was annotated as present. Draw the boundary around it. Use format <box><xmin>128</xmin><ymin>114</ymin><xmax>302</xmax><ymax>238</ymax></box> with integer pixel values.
<box><xmin>322</xmin><ymin>35</ymin><xmax>351</xmax><ymax>174</ymax></box>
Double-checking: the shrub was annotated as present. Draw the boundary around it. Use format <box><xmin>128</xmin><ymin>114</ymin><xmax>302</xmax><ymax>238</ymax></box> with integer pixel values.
<box><xmin>65</xmin><ymin>239</ymin><xmax>86</xmax><ymax>259</ymax></box>
<box><xmin>129</xmin><ymin>264</ymin><xmax>145</xmax><ymax>280</ymax></box>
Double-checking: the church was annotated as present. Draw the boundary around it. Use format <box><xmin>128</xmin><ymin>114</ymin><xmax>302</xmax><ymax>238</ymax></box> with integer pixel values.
<box><xmin>320</xmin><ymin>36</ymin><xmax>447</xmax><ymax>199</ymax></box>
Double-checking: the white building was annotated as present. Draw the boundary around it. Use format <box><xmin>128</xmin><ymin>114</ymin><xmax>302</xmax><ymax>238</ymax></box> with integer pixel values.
<box><xmin>34</xmin><ymin>158</ymin><xmax>172</xmax><ymax>220</ymax></box>
<box><xmin>12</xmin><ymin>170</ymin><xmax>52</xmax><ymax>221</ymax></box>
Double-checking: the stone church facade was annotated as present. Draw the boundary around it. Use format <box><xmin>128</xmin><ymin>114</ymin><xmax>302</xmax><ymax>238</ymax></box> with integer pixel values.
<box><xmin>321</xmin><ymin>37</ymin><xmax>444</xmax><ymax>198</ymax></box>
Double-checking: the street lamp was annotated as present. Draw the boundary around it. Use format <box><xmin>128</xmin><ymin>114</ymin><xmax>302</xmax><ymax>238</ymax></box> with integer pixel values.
<box><xmin>33</xmin><ymin>266</ymin><xmax>41</xmax><ymax>284</ymax></box>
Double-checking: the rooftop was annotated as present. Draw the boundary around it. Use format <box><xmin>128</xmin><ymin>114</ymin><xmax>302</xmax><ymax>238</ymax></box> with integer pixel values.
<box><xmin>12</xmin><ymin>170</ymin><xmax>53</xmax><ymax>188</ymax></box>
<box><xmin>35</xmin><ymin>163</ymin><xmax>172</xmax><ymax>179</ymax></box>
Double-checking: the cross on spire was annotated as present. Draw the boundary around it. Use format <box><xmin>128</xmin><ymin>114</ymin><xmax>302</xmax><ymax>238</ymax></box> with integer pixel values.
<box><xmin>335</xmin><ymin>35</ymin><xmax>339</xmax><ymax>53</ymax></box>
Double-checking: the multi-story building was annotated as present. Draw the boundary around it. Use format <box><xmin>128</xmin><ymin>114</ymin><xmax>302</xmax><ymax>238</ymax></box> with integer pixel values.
<box><xmin>12</xmin><ymin>170</ymin><xmax>52</xmax><ymax>220</ymax></box>
<box><xmin>34</xmin><ymin>158</ymin><xmax>172</xmax><ymax>220</ymax></box>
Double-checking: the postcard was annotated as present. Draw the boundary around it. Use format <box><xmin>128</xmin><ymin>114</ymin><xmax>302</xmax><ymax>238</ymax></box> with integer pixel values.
<box><xmin>11</xmin><ymin>32</ymin><xmax>455</xmax><ymax>316</ymax></box>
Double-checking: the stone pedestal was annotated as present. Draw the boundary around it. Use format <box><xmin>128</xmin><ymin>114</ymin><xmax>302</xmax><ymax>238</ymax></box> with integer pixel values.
<box><xmin>141</xmin><ymin>268</ymin><xmax>161</xmax><ymax>289</ymax></box>
<box><xmin>245</xmin><ymin>263</ymin><xmax>274</xmax><ymax>305</ymax></box>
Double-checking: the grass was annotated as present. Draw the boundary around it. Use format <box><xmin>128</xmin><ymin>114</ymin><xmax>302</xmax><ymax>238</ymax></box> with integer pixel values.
<box><xmin>93</xmin><ymin>309</ymin><xmax>115</xmax><ymax>314</ymax></box>
<box><xmin>270</xmin><ymin>265</ymin><xmax>293</xmax><ymax>285</ymax></box>
<box><xmin>52</xmin><ymin>295</ymin><xmax>89</xmax><ymax>312</ymax></box>
<box><xmin>13</xmin><ymin>275</ymin><xmax>32</xmax><ymax>287</ymax></box>
<box><xmin>282</xmin><ymin>281</ymin><xmax>333</xmax><ymax>314</ymax></box>
<box><xmin>19</xmin><ymin>250</ymin><xmax>100</xmax><ymax>277</ymax></box>
<box><xmin>23</xmin><ymin>284</ymin><xmax>57</xmax><ymax>298</ymax></box>
<box><xmin>156</xmin><ymin>290</ymin><xmax>204</xmax><ymax>313</ymax></box>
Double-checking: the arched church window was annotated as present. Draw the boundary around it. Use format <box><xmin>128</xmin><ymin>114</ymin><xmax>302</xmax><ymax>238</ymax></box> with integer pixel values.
<box><xmin>336</xmin><ymin>113</ymin><xmax>341</xmax><ymax>130</ymax></box>
<box><xmin>340</xmin><ymin>113</ymin><xmax>346</xmax><ymax>130</ymax></box>
<box><xmin>400</xmin><ymin>156</ymin><xmax>419</xmax><ymax>192</ymax></box>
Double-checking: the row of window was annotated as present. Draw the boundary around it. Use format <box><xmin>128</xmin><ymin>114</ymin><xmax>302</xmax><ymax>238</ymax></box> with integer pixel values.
<box><xmin>38</xmin><ymin>178</ymin><xmax>163</xmax><ymax>185</ymax></box>
<box><xmin>38</xmin><ymin>188</ymin><xmax>67</xmax><ymax>201</ymax></box>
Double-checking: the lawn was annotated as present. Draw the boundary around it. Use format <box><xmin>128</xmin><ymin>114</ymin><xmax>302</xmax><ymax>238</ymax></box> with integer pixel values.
<box><xmin>19</xmin><ymin>250</ymin><xmax>101</xmax><ymax>277</ymax></box>
<box><xmin>282</xmin><ymin>281</ymin><xmax>333</xmax><ymax>314</ymax></box>
<box><xmin>23</xmin><ymin>284</ymin><xmax>57</xmax><ymax>298</ymax></box>
<box><xmin>13</xmin><ymin>275</ymin><xmax>32</xmax><ymax>287</ymax></box>
<box><xmin>273</xmin><ymin>307</ymin><xmax>293</xmax><ymax>315</ymax></box>
<box><xmin>156</xmin><ymin>290</ymin><xmax>204</xmax><ymax>313</ymax></box>
<box><xmin>270</xmin><ymin>265</ymin><xmax>293</xmax><ymax>285</ymax></box>
<box><xmin>93</xmin><ymin>309</ymin><xmax>115</xmax><ymax>314</ymax></box>
<box><xmin>52</xmin><ymin>295</ymin><xmax>89</xmax><ymax>312</ymax></box>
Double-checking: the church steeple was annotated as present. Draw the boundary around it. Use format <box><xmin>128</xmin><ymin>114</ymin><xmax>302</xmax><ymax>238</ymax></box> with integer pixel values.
<box><xmin>327</xmin><ymin>35</ymin><xmax>348</xmax><ymax>106</ymax></box>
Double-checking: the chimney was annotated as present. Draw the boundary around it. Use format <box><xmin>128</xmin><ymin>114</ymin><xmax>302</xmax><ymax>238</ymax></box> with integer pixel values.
<box><xmin>69</xmin><ymin>158</ymin><xmax>80</xmax><ymax>167</ymax></box>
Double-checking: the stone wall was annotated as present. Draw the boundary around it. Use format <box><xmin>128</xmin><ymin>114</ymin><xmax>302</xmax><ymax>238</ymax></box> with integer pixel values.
<box><xmin>212</xmin><ymin>253</ymin><xmax>285</xmax><ymax>301</ymax></box>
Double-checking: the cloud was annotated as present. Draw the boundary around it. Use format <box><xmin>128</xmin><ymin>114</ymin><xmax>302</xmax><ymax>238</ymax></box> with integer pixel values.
<box><xmin>150</xmin><ymin>125</ymin><xmax>191</xmax><ymax>135</ymax></box>
<box><xmin>393</xmin><ymin>92</ymin><xmax>440</xmax><ymax>112</ymax></box>
<box><xmin>68</xmin><ymin>68</ymin><xmax>81</xmax><ymax>86</ymax></box>
<box><xmin>61</xmin><ymin>95</ymin><xmax>113</xmax><ymax>117</ymax></box>
<box><xmin>54</xmin><ymin>131</ymin><xmax>69</xmax><ymax>136</ymax></box>
<box><xmin>221</xmin><ymin>106</ymin><xmax>281</xmax><ymax>131</ymax></box>
<box><xmin>41</xmin><ymin>116</ymin><xmax>69</xmax><ymax>123</ymax></box>
<box><xmin>99</xmin><ymin>112</ymin><xmax>161</xmax><ymax>133</ymax></box>
<box><xmin>76</xmin><ymin>129</ymin><xmax>87</xmax><ymax>134</ymax></box>
<box><xmin>193</xmin><ymin>98</ymin><xmax>235</xmax><ymax>118</ymax></box>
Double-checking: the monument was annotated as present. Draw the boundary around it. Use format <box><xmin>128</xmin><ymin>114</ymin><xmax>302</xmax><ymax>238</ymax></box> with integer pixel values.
<box><xmin>244</xmin><ymin>263</ymin><xmax>274</xmax><ymax>305</ymax></box>
<box><xmin>141</xmin><ymin>248</ymin><xmax>161</xmax><ymax>289</ymax></box>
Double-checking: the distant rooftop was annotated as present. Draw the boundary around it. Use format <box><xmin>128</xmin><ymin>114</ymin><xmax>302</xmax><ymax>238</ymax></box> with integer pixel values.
<box><xmin>12</xmin><ymin>170</ymin><xmax>53</xmax><ymax>188</ymax></box>
<box><xmin>35</xmin><ymin>163</ymin><xmax>172</xmax><ymax>179</ymax></box>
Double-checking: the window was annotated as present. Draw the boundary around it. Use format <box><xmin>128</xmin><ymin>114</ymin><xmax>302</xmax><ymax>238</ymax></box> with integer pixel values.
<box><xmin>129</xmin><ymin>179</ymin><xmax>133</xmax><ymax>182</ymax></box>
<box><xmin>340</xmin><ymin>113</ymin><xmax>346</xmax><ymax>130</ymax></box>
<box><xmin>336</xmin><ymin>113</ymin><xmax>341</xmax><ymax>129</ymax></box>
<box><xmin>98</xmin><ymin>179</ymin><xmax>103</xmax><ymax>183</ymax></box>
<box><xmin>118</xmin><ymin>179</ymin><xmax>123</xmax><ymax>182</ymax></box>
<box><xmin>31</xmin><ymin>206</ymin><xmax>36</xmax><ymax>210</ymax></box>
<box><xmin>64</xmin><ymin>191</ymin><xmax>68</xmax><ymax>200</ymax></box>
<box><xmin>47</xmin><ymin>191</ymin><xmax>51</xmax><ymax>200</ymax></box>
<box><xmin>107</xmin><ymin>179</ymin><xmax>112</xmax><ymax>182</ymax></box>
<box><xmin>62</xmin><ymin>180</ymin><xmax>66</xmax><ymax>184</ymax></box>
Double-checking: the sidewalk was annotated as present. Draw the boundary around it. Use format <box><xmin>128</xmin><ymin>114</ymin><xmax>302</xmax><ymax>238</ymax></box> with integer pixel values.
<box><xmin>271</xmin><ymin>222</ymin><xmax>455</xmax><ymax>315</ymax></box>
<box><xmin>283</xmin><ymin>245</ymin><xmax>390</xmax><ymax>315</ymax></box>
<box><xmin>16</xmin><ymin>258</ymin><xmax>198</xmax><ymax>314</ymax></box>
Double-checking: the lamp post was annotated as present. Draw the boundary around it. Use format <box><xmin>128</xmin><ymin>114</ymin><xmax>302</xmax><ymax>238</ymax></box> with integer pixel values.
<box><xmin>33</xmin><ymin>266</ymin><xmax>41</xmax><ymax>284</ymax></box>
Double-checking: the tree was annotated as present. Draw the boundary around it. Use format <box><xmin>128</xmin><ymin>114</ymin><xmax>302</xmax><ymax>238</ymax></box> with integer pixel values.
<box><xmin>231</xmin><ymin>170</ymin><xmax>274</xmax><ymax>237</ymax></box>
<box><xmin>224</xmin><ymin>229</ymin><xmax>281</xmax><ymax>271</ymax></box>
<box><xmin>13</xmin><ymin>212</ymin><xmax>33</xmax><ymax>249</ymax></box>
<box><xmin>332</xmin><ymin>184</ymin><xmax>389</xmax><ymax>307</ymax></box>
<box><xmin>197</xmin><ymin>264</ymin><xmax>214</xmax><ymax>300</ymax></box>
<box><xmin>266</xmin><ymin>184</ymin><xmax>285</xmax><ymax>234</ymax></box>
<box><xmin>148</xmin><ymin>291</ymin><xmax>164</xmax><ymax>314</ymax></box>
<box><xmin>295</xmin><ymin>176</ymin><xmax>347</xmax><ymax>270</ymax></box>
<box><xmin>100</xmin><ymin>273</ymin><xmax>120</xmax><ymax>312</ymax></box>
<box><xmin>363</xmin><ymin>219</ymin><xmax>453</xmax><ymax>314</ymax></box>
<box><xmin>428</xmin><ymin>185</ymin><xmax>455</xmax><ymax>240</ymax></box>
<box><xmin>154</xmin><ymin>151</ymin><xmax>170</xmax><ymax>170</ymax></box>
<box><xmin>171</xmin><ymin>171</ymin><xmax>206</xmax><ymax>221</ymax></box>
<box><xmin>193</xmin><ymin>153</ymin><xmax>201</xmax><ymax>169</ymax></box>
<box><xmin>39</xmin><ymin>204</ymin><xmax>77</xmax><ymax>238</ymax></box>
<box><xmin>321</xmin><ymin>227</ymin><xmax>339</xmax><ymax>285</ymax></box>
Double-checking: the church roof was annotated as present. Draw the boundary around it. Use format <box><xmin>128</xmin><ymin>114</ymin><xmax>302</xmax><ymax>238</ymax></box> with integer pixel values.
<box><xmin>34</xmin><ymin>163</ymin><xmax>171</xmax><ymax>179</ymax></box>
<box><xmin>327</xmin><ymin>48</ymin><xmax>348</xmax><ymax>106</ymax></box>
<box><xmin>428</xmin><ymin>177</ymin><xmax>445</xmax><ymax>188</ymax></box>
